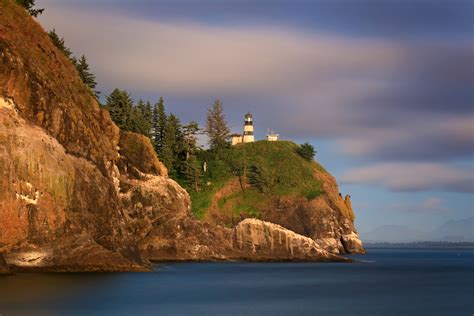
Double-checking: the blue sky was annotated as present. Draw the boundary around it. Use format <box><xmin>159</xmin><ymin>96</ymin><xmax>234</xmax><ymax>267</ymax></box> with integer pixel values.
<box><xmin>37</xmin><ymin>0</ymin><xmax>473</xmax><ymax>235</ymax></box>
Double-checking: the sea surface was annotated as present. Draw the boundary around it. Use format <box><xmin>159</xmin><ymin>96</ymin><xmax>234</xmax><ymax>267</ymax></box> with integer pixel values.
<box><xmin>0</xmin><ymin>248</ymin><xmax>473</xmax><ymax>316</ymax></box>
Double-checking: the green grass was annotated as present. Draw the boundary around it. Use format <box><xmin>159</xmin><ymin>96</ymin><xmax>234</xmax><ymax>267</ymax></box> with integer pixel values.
<box><xmin>190</xmin><ymin>141</ymin><xmax>326</xmax><ymax>218</ymax></box>
<box><xmin>190</xmin><ymin>178</ymin><xmax>227</xmax><ymax>219</ymax></box>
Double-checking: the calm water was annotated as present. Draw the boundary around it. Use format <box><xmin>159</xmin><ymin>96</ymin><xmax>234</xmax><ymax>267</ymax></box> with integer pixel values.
<box><xmin>0</xmin><ymin>248</ymin><xmax>473</xmax><ymax>316</ymax></box>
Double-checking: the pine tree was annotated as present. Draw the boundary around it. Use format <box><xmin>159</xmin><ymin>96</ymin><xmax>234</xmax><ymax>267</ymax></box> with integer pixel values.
<box><xmin>105</xmin><ymin>89</ymin><xmax>133</xmax><ymax>130</ymax></box>
<box><xmin>152</xmin><ymin>97</ymin><xmax>167</xmax><ymax>156</ymax></box>
<box><xmin>161</xmin><ymin>114</ymin><xmax>181</xmax><ymax>173</ymax></box>
<box><xmin>144</xmin><ymin>101</ymin><xmax>153</xmax><ymax>127</ymax></box>
<box><xmin>205</xmin><ymin>100</ymin><xmax>230</xmax><ymax>150</ymax></box>
<box><xmin>296</xmin><ymin>142</ymin><xmax>316</xmax><ymax>161</ymax></box>
<box><xmin>73</xmin><ymin>55</ymin><xmax>99</xmax><ymax>98</ymax></box>
<box><xmin>178</xmin><ymin>156</ymin><xmax>202</xmax><ymax>192</ymax></box>
<box><xmin>133</xmin><ymin>99</ymin><xmax>152</xmax><ymax>136</ymax></box>
<box><xmin>48</xmin><ymin>29</ymin><xmax>73</xmax><ymax>60</ymax></box>
<box><xmin>16</xmin><ymin>0</ymin><xmax>44</xmax><ymax>17</ymax></box>
<box><xmin>180</xmin><ymin>121</ymin><xmax>200</xmax><ymax>160</ymax></box>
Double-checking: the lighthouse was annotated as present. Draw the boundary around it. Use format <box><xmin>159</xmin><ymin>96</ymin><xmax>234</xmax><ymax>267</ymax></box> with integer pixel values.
<box><xmin>242</xmin><ymin>112</ymin><xmax>255</xmax><ymax>143</ymax></box>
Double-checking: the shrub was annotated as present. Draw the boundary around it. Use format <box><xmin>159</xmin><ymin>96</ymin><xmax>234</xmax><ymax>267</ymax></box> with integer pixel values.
<box><xmin>296</xmin><ymin>142</ymin><xmax>316</xmax><ymax>161</ymax></box>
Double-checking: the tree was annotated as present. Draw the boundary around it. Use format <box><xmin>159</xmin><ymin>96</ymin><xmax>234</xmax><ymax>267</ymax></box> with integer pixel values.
<box><xmin>179</xmin><ymin>121</ymin><xmax>200</xmax><ymax>160</ymax></box>
<box><xmin>205</xmin><ymin>100</ymin><xmax>230</xmax><ymax>150</ymax></box>
<box><xmin>152</xmin><ymin>97</ymin><xmax>167</xmax><ymax>156</ymax></box>
<box><xmin>135</xmin><ymin>99</ymin><xmax>152</xmax><ymax>136</ymax></box>
<box><xmin>16</xmin><ymin>0</ymin><xmax>44</xmax><ymax>17</ymax></box>
<box><xmin>296</xmin><ymin>142</ymin><xmax>316</xmax><ymax>161</ymax></box>
<box><xmin>105</xmin><ymin>89</ymin><xmax>133</xmax><ymax>130</ymax></box>
<box><xmin>248</xmin><ymin>163</ymin><xmax>274</xmax><ymax>193</ymax></box>
<box><xmin>129</xmin><ymin>107</ymin><xmax>151</xmax><ymax>136</ymax></box>
<box><xmin>48</xmin><ymin>29</ymin><xmax>73</xmax><ymax>59</ymax></box>
<box><xmin>73</xmin><ymin>55</ymin><xmax>99</xmax><ymax>98</ymax></box>
<box><xmin>161</xmin><ymin>114</ymin><xmax>181</xmax><ymax>173</ymax></box>
<box><xmin>144</xmin><ymin>101</ymin><xmax>153</xmax><ymax>126</ymax></box>
<box><xmin>178</xmin><ymin>156</ymin><xmax>202</xmax><ymax>192</ymax></box>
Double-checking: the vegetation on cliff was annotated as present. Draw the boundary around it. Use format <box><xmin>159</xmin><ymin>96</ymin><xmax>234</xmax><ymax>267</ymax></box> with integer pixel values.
<box><xmin>191</xmin><ymin>141</ymin><xmax>326</xmax><ymax>220</ymax></box>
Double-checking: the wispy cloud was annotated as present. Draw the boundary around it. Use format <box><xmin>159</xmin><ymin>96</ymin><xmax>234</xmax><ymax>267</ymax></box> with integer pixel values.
<box><xmin>341</xmin><ymin>162</ymin><xmax>474</xmax><ymax>193</ymax></box>
<box><xmin>384</xmin><ymin>197</ymin><xmax>451</xmax><ymax>213</ymax></box>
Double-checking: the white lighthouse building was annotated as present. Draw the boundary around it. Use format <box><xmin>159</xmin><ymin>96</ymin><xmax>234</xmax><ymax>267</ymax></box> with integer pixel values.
<box><xmin>242</xmin><ymin>112</ymin><xmax>255</xmax><ymax>143</ymax></box>
<box><xmin>231</xmin><ymin>112</ymin><xmax>256</xmax><ymax>145</ymax></box>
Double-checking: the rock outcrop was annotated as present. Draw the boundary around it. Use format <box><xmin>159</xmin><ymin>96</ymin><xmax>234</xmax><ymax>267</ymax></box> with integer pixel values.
<box><xmin>262</xmin><ymin>170</ymin><xmax>365</xmax><ymax>254</ymax></box>
<box><xmin>233</xmin><ymin>219</ymin><xmax>347</xmax><ymax>261</ymax></box>
<box><xmin>204</xmin><ymin>167</ymin><xmax>365</xmax><ymax>255</ymax></box>
<box><xmin>0</xmin><ymin>2</ymin><xmax>187</xmax><ymax>270</ymax></box>
<box><xmin>140</xmin><ymin>218</ymin><xmax>347</xmax><ymax>262</ymax></box>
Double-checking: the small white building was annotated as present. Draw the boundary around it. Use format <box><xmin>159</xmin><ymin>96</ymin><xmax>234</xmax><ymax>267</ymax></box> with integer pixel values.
<box><xmin>231</xmin><ymin>134</ymin><xmax>243</xmax><ymax>145</ymax></box>
<box><xmin>266</xmin><ymin>129</ymin><xmax>279</xmax><ymax>141</ymax></box>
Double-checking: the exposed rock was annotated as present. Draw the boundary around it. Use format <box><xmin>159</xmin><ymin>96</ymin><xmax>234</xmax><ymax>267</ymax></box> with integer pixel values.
<box><xmin>3</xmin><ymin>236</ymin><xmax>147</xmax><ymax>272</ymax></box>
<box><xmin>233</xmin><ymin>219</ymin><xmax>347</xmax><ymax>261</ymax></box>
<box><xmin>118</xmin><ymin>132</ymin><xmax>168</xmax><ymax>177</ymax></box>
<box><xmin>205</xmin><ymin>168</ymin><xmax>366</xmax><ymax>254</ymax></box>
<box><xmin>140</xmin><ymin>218</ymin><xmax>347</xmax><ymax>262</ymax></box>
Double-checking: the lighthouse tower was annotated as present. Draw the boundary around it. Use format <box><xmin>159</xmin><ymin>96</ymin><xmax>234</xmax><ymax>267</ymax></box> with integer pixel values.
<box><xmin>242</xmin><ymin>112</ymin><xmax>255</xmax><ymax>143</ymax></box>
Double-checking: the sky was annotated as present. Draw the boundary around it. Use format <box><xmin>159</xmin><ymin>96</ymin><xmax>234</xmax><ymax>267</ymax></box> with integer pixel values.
<box><xmin>37</xmin><ymin>0</ymin><xmax>473</xmax><ymax>237</ymax></box>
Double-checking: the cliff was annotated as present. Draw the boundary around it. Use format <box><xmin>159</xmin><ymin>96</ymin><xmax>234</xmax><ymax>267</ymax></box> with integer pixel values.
<box><xmin>199</xmin><ymin>141</ymin><xmax>366</xmax><ymax>254</ymax></box>
<box><xmin>0</xmin><ymin>1</ymin><xmax>349</xmax><ymax>271</ymax></box>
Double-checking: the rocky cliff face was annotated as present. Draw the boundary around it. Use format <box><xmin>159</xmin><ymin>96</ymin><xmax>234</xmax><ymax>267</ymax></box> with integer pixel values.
<box><xmin>262</xmin><ymin>168</ymin><xmax>365</xmax><ymax>254</ymax></box>
<box><xmin>0</xmin><ymin>2</ymin><xmax>188</xmax><ymax>271</ymax></box>
<box><xmin>204</xmin><ymin>168</ymin><xmax>365</xmax><ymax>255</ymax></box>
<box><xmin>0</xmin><ymin>1</ymin><xmax>348</xmax><ymax>271</ymax></box>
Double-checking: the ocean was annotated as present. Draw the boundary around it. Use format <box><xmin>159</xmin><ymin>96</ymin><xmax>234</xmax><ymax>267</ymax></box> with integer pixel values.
<box><xmin>0</xmin><ymin>248</ymin><xmax>473</xmax><ymax>316</ymax></box>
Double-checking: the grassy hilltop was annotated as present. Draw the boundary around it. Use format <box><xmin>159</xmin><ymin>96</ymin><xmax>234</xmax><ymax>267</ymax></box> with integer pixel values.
<box><xmin>191</xmin><ymin>141</ymin><xmax>327</xmax><ymax>220</ymax></box>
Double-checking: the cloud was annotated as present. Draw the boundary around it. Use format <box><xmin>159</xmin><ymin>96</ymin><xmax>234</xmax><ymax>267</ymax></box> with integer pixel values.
<box><xmin>384</xmin><ymin>197</ymin><xmax>451</xmax><ymax>213</ymax></box>
<box><xmin>341</xmin><ymin>162</ymin><xmax>474</xmax><ymax>193</ymax></box>
<box><xmin>37</xmin><ymin>2</ymin><xmax>474</xmax><ymax>164</ymax></box>
<box><xmin>337</xmin><ymin>115</ymin><xmax>474</xmax><ymax>161</ymax></box>
<box><xmin>38</xmin><ymin>6</ymin><xmax>404</xmax><ymax>96</ymax></box>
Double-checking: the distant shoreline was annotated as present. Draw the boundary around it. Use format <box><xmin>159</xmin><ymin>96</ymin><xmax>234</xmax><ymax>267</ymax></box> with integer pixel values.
<box><xmin>364</xmin><ymin>241</ymin><xmax>474</xmax><ymax>249</ymax></box>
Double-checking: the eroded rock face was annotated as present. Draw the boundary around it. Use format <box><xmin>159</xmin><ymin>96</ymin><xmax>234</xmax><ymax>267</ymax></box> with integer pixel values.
<box><xmin>204</xmin><ymin>169</ymin><xmax>366</xmax><ymax>255</ymax></box>
<box><xmin>0</xmin><ymin>3</ymin><xmax>184</xmax><ymax>271</ymax></box>
<box><xmin>263</xmin><ymin>168</ymin><xmax>365</xmax><ymax>254</ymax></box>
<box><xmin>233</xmin><ymin>219</ymin><xmax>347</xmax><ymax>261</ymax></box>
<box><xmin>140</xmin><ymin>218</ymin><xmax>347</xmax><ymax>262</ymax></box>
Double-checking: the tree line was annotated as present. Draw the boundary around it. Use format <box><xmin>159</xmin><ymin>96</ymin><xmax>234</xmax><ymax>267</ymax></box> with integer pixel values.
<box><xmin>105</xmin><ymin>90</ymin><xmax>204</xmax><ymax>191</ymax></box>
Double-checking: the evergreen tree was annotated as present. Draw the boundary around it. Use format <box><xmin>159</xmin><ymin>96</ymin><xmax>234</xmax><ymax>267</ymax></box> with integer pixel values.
<box><xmin>176</xmin><ymin>121</ymin><xmax>202</xmax><ymax>191</ymax></box>
<box><xmin>205</xmin><ymin>100</ymin><xmax>230</xmax><ymax>150</ymax></box>
<box><xmin>248</xmin><ymin>164</ymin><xmax>274</xmax><ymax>193</ymax></box>
<box><xmin>296</xmin><ymin>142</ymin><xmax>316</xmax><ymax>161</ymax></box>
<box><xmin>105</xmin><ymin>89</ymin><xmax>133</xmax><ymax>130</ymax></box>
<box><xmin>161</xmin><ymin>114</ymin><xmax>181</xmax><ymax>173</ymax></box>
<box><xmin>144</xmin><ymin>101</ymin><xmax>153</xmax><ymax>127</ymax></box>
<box><xmin>73</xmin><ymin>55</ymin><xmax>99</xmax><ymax>98</ymax></box>
<box><xmin>179</xmin><ymin>121</ymin><xmax>200</xmax><ymax>160</ymax></box>
<box><xmin>16</xmin><ymin>0</ymin><xmax>44</xmax><ymax>17</ymax></box>
<box><xmin>152</xmin><ymin>97</ymin><xmax>167</xmax><ymax>156</ymax></box>
<box><xmin>178</xmin><ymin>156</ymin><xmax>202</xmax><ymax>192</ymax></box>
<box><xmin>48</xmin><ymin>29</ymin><xmax>73</xmax><ymax>59</ymax></box>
